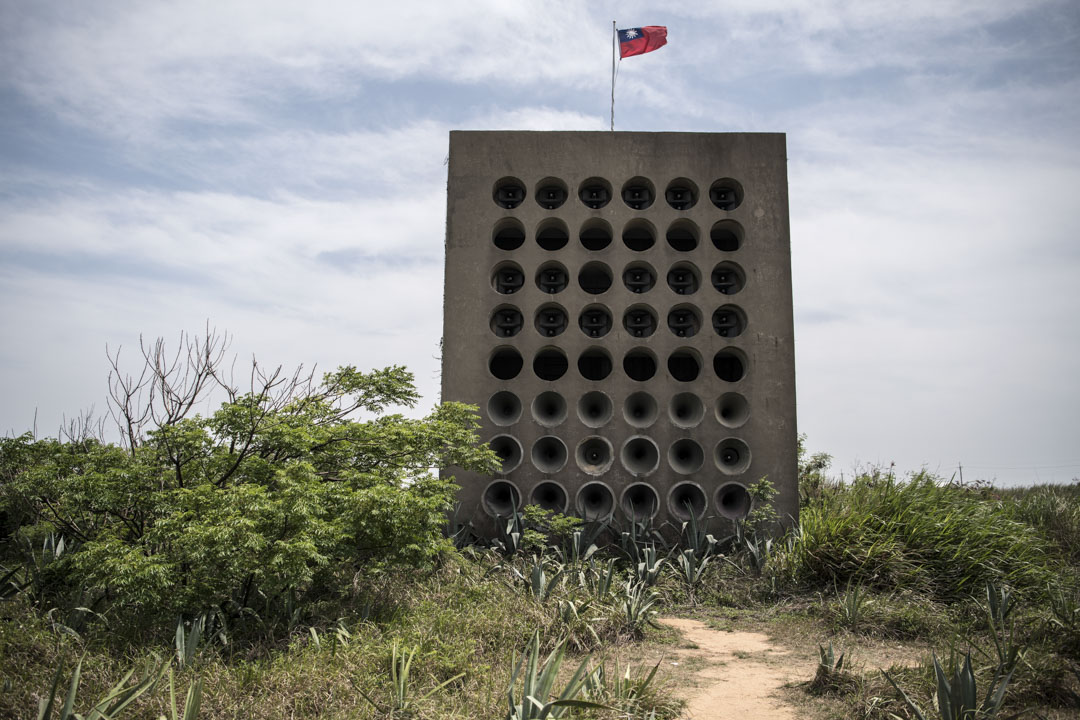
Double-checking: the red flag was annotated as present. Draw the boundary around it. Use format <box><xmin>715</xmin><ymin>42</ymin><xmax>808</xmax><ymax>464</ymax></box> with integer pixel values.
<box><xmin>618</xmin><ymin>26</ymin><xmax>668</xmax><ymax>59</ymax></box>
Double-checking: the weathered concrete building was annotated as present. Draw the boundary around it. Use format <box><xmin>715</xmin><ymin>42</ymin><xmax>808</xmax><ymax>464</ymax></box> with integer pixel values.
<box><xmin>441</xmin><ymin>131</ymin><xmax>796</xmax><ymax>536</ymax></box>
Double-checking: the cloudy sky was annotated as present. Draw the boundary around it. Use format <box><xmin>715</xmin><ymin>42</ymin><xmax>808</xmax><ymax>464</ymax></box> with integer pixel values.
<box><xmin>1</xmin><ymin>1</ymin><xmax>1078</xmax><ymax>485</ymax></box>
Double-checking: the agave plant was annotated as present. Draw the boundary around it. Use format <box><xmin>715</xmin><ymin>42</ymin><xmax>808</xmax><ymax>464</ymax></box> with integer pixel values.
<box><xmin>526</xmin><ymin>556</ymin><xmax>565</xmax><ymax>603</ymax></box>
<box><xmin>360</xmin><ymin>642</ymin><xmax>465</xmax><ymax>715</ymax></box>
<box><xmin>505</xmin><ymin>633</ymin><xmax>606</xmax><ymax>719</ymax></box>
<box><xmin>580</xmin><ymin>557</ymin><xmax>618</xmax><ymax>600</ymax></box>
<box><xmin>674</xmin><ymin>549</ymin><xmax>711</xmax><ymax>603</ymax></box>
<box><xmin>38</xmin><ymin>654</ymin><xmax>169</xmax><ymax>720</ymax></box>
<box><xmin>633</xmin><ymin>545</ymin><xmax>665</xmax><ymax>588</ymax></box>
<box><xmin>621</xmin><ymin>580</ymin><xmax>660</xmax><ymax>636</ymax></box>
<box><xmin>584</xmin><ymin>656</ymin><xmax>661</xmax><ymax>711</ymax></box>
<box><xmin>883</xmin><ymin>652</ymin><xmax>1015</xmax><ymax>720</ymax></box>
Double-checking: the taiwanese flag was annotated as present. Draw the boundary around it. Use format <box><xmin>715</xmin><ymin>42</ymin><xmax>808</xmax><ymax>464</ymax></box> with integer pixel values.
<box><xmin>618</xmin><ymin>26</ymin><xmax>668</xmax><ymax>59</ymax></box>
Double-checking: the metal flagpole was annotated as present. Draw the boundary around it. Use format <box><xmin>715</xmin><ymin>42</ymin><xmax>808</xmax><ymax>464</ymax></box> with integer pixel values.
<box><xmin>611</xmin><ymin>21</ymin><xmax>616</xmax><ymax>131</ymax></box>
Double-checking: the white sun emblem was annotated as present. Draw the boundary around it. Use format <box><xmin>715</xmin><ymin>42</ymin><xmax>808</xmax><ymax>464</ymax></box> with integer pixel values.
<box><xmin>624</xmin><ymin>29</ymin><xmax>638</xmax><ymax>39</ymax></box>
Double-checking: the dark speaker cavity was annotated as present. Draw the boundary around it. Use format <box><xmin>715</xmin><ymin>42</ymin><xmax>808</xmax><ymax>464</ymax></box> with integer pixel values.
<box><xmin>490</xmin><ymin>307</ymin><xmax>523</xmax><ymax>337</ymax></box>
<box><xmin>622</xmin><ymin>264</ymin><xmax>655</xmax><ymax>294</ymax></box>
<box><xmin>668</xmin><ymin>350</ymin><xmax>701</xmax><ymax>382</ymax></box>
<box><xmin>622</xmin><ymin>306</ymin><xmax>657</xmax><ymax>338</ymax></box>
<box><xmin>489</xmin><ymin>435</ymin><xmax>523</xmax><ymax>474</ymax></box>
<box><xmin>576</xmin><ymin>482</ymin><xmax>614</xmax><ymax>520</ymax></box>
<box><xmin>483</xmin><ymin>480</ymin><xmax>520</xmax><ymax>517</ymax></box>
<box><xmin>620</xmin><ymin>436</ymin><xmax>659</xmax><ymax>476</ymax></box>
<box><xmin>578</xmin><ymin>391</ymin><xmax>613</xmax><ymax>428</ymax></box>
<box><xmin>621</xmin><ymin>483</ymin><xmax>659</xmax><ymax>521</ymax></box>
<box><xmin>578</xmin><ymin>348</ymin><xmax>613</xmax><ymax>381</ymax></box>
<box><xmin>668</xmin><ymin>439</ymin><xmax>704</xmax><ymax>474</ymax></box>
<box><xmin>535</xmin><ymin>262</ymin><xmax>569</xmax><ymax>294</ymax></box>
<box><xmin>622</xmin><ymin>221</ymin><xmax>655</xmax><ymax>251</ymax></box>
<box><xmin>669</xmin><ymin>483</ymin><xmax>707</xmax><ymax>521</ymax></box>
<box><xmin>533</xmin><ymin>348</ymin><xmax>568</xmax><ymax>381</ymax></box>
<box><xmin>487</xmin><ymin>391</ymin><xmax>521</xmax><ymax>426</ymax></box>
<box><xmin>579</xmin><ymin>178</ymin><xmax>612</xmax><ymax>209</ymax></box>
<box><xmin>712</xmin><ymin>305</ymin><xmax>746</xmax><ymax>337</ymax></box>
<box><xmin>621</xmin><ymin>179</ymin><xmax>654</xmax><ymax>210</ymax></box>
<box><xmin>576</xmin><ymin>436</ymin><xmax>613</xmax><ymax>474</ymax></box>
<box><xmin>669</xmin><ymin>392</ymin><xmax>704</xmax><ymax>428</ymax></box>
<box><xmin>489</xmin><ymin>348</ymin><xmax>523</xmax><ymax>380</ymax></box>
<box><xmin>711</xmin><ymin>262</ymin><xmax>746</xmax><ymax>297</ymax></box>
<box><xmin>623</xmin><ymin>391</ymin><xmax>658</xmax><ymax>428</ymax></box>
<box><xmin>666</xmin><ymin>224</ymin><xmax>698</xmax><ymax>251</ymax></box>
<box><xmin>716</xmin><ymin>438</ymin><xmax>751</xmax><ymax>475</ymax></box>
<box><xmin>536</xmin><ymin>220</ymin><xmax>569</xmax><ymax>251</ymax></box>
<box><xmin>716</xmin><ymin>483</ymin><xmax>752</xmax><ymax>519</ymax></box>
<box><xmin>716</xmin><ymin>392</ymin><xmax>749</xmax><ymax>428</ymax></box>
<box><xmin>493</xmin><ymin>219</ymin><xmax>526</xmax><ymax>250</ymax></box>
<box><xmin>579</xmin><ymin>220</ymin><xmax>613</xmax><ymax>250</ymax></box>
<box><xmin>667</xmin><ymin>307</ymin><xmax>701</xmax><ymax>338</ymax></box>
<box><xmin>534</xmin><ymin>305</ymin><xmax>568</xmax><ymax>337</ymax></box>
<box><xmin>535</xmin><ymin>180</ymin><xmax>568</xmax><ymax>210</ymax></box>
<box><xmin>531</xmin><ymin>391</ymin><xmax>567</xmax><ymax>427</ymax></box>
<box><xmin>710</xmin><ymin>220</ymin><xmax>744</xmax><ymax>251</ymax></box>
<box><xmin>491</xmin><ymin>262</ymin><xmax>524</xmax><ymax>294</ymax></box>
<box><xmin>714</xmin><ymin>350</ymin><xmax>746</xmax><ymax>382</ymax></box>
<box><xmin>493</xmin><ymin>178</ymin><xmax>526</xmax><ymax>209</ymax></box>
<box><xmin>578</xmin><ymin>262</ymin><xmax>613</xmax><ymax>294</ymax></box>
<box><xmin>623</xmin><ymin>349</ymin><xmax>657</xmax><ymax>382</ymax></box>
<box><xmin>666</xmin><ymin>263</ymin><xmax>700</xmax><ymax>295</ymax></box>
<box><xmin>531</xmin><ymin>436</ymin><xmax>568</xmax><ymax>474</ymax></box>
<box><xmin>578</xmin><ymin>305</ymin><xmax>612</xmax><ymax>338</ymax></box>
<box><xmin>531</xmin><ymin>481</ymin><xmax>567</xmax><ymax>513</ymax></box>
<box><xmin>665</xmin><ymin>179</ymin><xmax>698</xmax><ymax>210</ymax></box>
<box><xmin>709</xmin><ymin>179</ymin><xmax>744</xmax><ymax>211</ymax></box>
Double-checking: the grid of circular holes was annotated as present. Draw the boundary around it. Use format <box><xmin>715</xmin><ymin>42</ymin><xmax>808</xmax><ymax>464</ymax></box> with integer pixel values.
<box><xmin>578</xmin><ymin>347</ymin><xmax>613</xmax><ymax>382</ymax></box>
<box><xmin>714</xmin><ymin>348</ymin><xmax>747</xmax><ymax>382</ymax></box>
<box><xmin>493</xmin><ymin>218</ymin><xmax>526</xmax><ymax>250</ymax></box>
<box><xmin>711</xmin><ymin>261</ymin><xmax>745</xmax><ymax>296</ymax></box>
<box><xmin>578</xmin><ymin>262</ymin><xmax>613</xmax><ymax>294</ymax></box>
<box><xmin>666</xmin><ymin>219</ymin><xmax>699</xmax><ymax>252</ymax></box>
<box><xmin>576</xmin><ymin>436</ymin><xmax>613</xmax><ymax>475</ymax></box>
<box><xmin>713</xmin><ymin>305</ymin><xmax>746</xmax><ymax>338</ymax></box>
<box><xmin>667</xmin><ymin>262</ymin><xmax>700</xmax><ymax>296</ymax></box>
<box><xmin>579</xmin><ymin>218</ymin><xmax>613</xmax><ymax>251</ymax></box>
<box><xmin>624</xmin><ymin>391</ymin><xmax>658</xmax><ymax>428</ymax></box>
<box><xmin>668</xmin><ymin>348</ymin><xmax>702</xmax><ymax>382</ymax></box>
<box><xmin>578</xmin><ymin>391</ymin><xmax>613</xmax><ymax>428</ymax></box>
<box><xmin>534</xmin><ymin>303</ymin><xmax>567</xmax><ymax>338</ymax></box>
<box><xmin>536</xmin><ymin>261</ymin><xmax>569</xmax><ymax>294</ymax></box>
<box><xmin>531</xmin><ymin>481</ymin><xmax>567</xmax><ymax>513</ymax></box>
<box><xmin>669</xmin><ymin>482</ymin><xmax>707</xmax><ymax>521</ymax></box>
<box><xmin>622</xmin><ymin>219</ymin><xmax>656</xmax><ymax>251</ymax></box>
<box><xmin>669</xmin><ymin>438</ymin><xmax>705</xmax><ymax>475</ymax></box>
<box><xmin>621</xmin><ymin>436</ymin><xmax>659</xmax><ymax>476</ymax></box>
<box><xmin>623</xmin><ymin>348</ymin><xmax>657</xmax><ymax>382</ymax></box>
<box><xmin>716</xmin><ymin>482</ymin><xmax>752</xmax><ymax>520</ymax></box>
<box><xmin>622</xmin><ymin>262</ymin><xmax>655</xmax><ymax>294</ymax></box>
<box><xmin>667</xmin><ymin>305</ymin><xmax>701</xmax><ymax>338</ymax></box>
<box><xmin>621</xmin><ymin>177</ymin><xmax>655</xmax><ymax>210</ymax></box>
<box><xmin>579</xmin><ymin>177</ymin><xmax>613</xmax><ymax>209</ymax></box>
<box><xmin>532</xmin><ymin>391</ymin><xmax>567</xmax><ymax>427</ymax></box>
<box><xmin>716</xmin><ymin>392</ymin><xmax>749</xmax><ymax>428</ymax></box>
<box><xmin>577</xmin><ymin>482</ymin><xmax>614</xmax><ymax>520</ymax></box>
<box><xmin>535</xmin><ymin>177</ymin><xmax>568</xmax><ymax>210</ymax></box>
<box><xmin>710</xmin><ymin>220</ymin><xmax>743</xmax><ymax>252</ymax></box>
<box><xmin>532</xmin><ymin>436</ymin><xmax>568</xmax><ymax>474</ymax></box>
<box><xmin>716</xmin><ymin>438</ymin><xmax>751</xmax><ymax>475</ymax></box>
<box><xmin>536</xmin><ymin>218</ymin><xmax>569</xmax><ymax>251</ymax></box>
<box><xmin>483</xmin><ymin>480</ymin><xmax>520</xmax><ymax>517</ymax></box>
<box><xmin>490</xmin><ymin>305</ymin><xmax>523</xmax><ymax>337</ymax></box>
<box><xmin>491</xmin><ymin>261</ymin><xmax>524</xmax><ymax>295</ymax></box>
<box><xmin>665</xmin><ymin>178</ymin><xmax>698</xmax><ymax>210</ymax></box>
<box><xmin>487</xmin><ymin>390</ymin><xmax>521</xmax><ymax>426</ymax></box>
<box><xmin>533</xmin><ymin>348</ymin><xmax>568</xmax><ymax>381</ymax></box>
<box><xmin>669</xmin><ymin>392</ymin><xmax>704</xmax><ymax>428</ymax></box>
<box><xmin>709</xmin><ymin>178</ymin><xmax>744</xmax><ymax>211</ymax></box>
<box><xmin>579</xmin><ymin>304</ymin><xmax>612</xmax><ymax>339</ymax></box>
<box><xmin>621</xmin><ymin>483</ymin><xmax>659</xmax><ymax>521</ymax></box>
<box><xmin>623</xmin><ymin>305</ymin><xmax>657</xmax><ymax>339</ymax></box>
<box><xmin>489</xmin><ymin>347</ymin><xmax>523</xmax><ymax>380</ymax></box>
<box><xmin>493</xmin><ymin>177</ymin><xmax>526</xmax><ymax>209</ymax></box>
<box><xmin>489</xmin><ymin>435</ymin><xmax>523</xmax><ymax>474</ymax></box>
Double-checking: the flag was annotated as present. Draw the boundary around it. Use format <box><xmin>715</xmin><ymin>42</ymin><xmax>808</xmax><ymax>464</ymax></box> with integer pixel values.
<box><xmin>618</xmin><ymin>26</ymin><xmax>668</xmax><ymax>59</ymax></box>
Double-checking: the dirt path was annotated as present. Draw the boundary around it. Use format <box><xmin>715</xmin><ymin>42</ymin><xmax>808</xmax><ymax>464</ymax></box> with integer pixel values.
<box><xmin>658</xmin><ymin>617</ymin><xmax>813</xmax><ymax>719</ymax></box>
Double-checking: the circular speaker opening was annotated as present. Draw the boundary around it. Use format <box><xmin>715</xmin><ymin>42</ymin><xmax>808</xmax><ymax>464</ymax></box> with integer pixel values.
<box><xmin>622</xmin><ymin>219</ymin><xmax>656</xmax><ymax>251</ymax></box>
<box><xmin>713</xmin><ymin>305</ymin><xmax>747</xmax><ymax>338</ymax></box>
<box><xmin>710</xmin><ymin>220</ymin><xmax>744</xmax><ymax>252</ymax></box>
<box><xmin>483</xmin><ymin>480</ymin><xmax>520</xmax><ymax>517</ymax></box>
<box><xmin>669</xmin><ymin>483</ymin><xmax>707</xmax><ymax>521</ymax></box>
<box><xmin>579</xmin><ymin>218</ymin><xmax>613</xmax><ymax>251</ymax></box>
<box><xmin>532</xmin><ymin>436</ymin><xmax>568</xmax><ymax>474</ymax></box>
<box><xmin>669</xmin><ymin>392</ymin><xmax>704</xmax><ymax>428</ymax></box>
<box><xmin>489</xmin><ymin>347</ymin><xmax>523</xmax><ymax>380</ymax></box>
<box><xmin>493</xmin><ymin>177</ymin><xmax>526</xmax><ymax>209</ymax></box>
<box><xmin>622</xmin><ymin>262</ymin><xmax>656</xmax><ymax>294</ymax></box>
<box><xmin>715</xmin><ymin>438</ymin><xmax>751</xmax><ymax>475</ymax></box>
<box><xmin>578</xmin><ymin>348</ymin><xmax>613</xmax><ymax>381</ymax></box>
<box><xmin>536</xmin><ymin>218</ymin><xmax>569</xmax><ymax>251</ymax></box>
<box><xmin>665</xmin><ymin>178</ymin><xmax>698</xmax><ymax>210</ymax></box>
<box><xmin>489</xmin><ymin>435</ymin><xmax>523</xmax><ymax>474</ymax></box>
<box><xmin>531</xmin><ymin>481</ymin><xmax>568</xmax><ymax>513</ymax></box>
<box><xmin>534</xmin><ymin>303</ymin><xmax>568</xmax><ymax>337</ymax></box>
<box><xmin>711</xmin><ymin>262</ymin><xmax>746</xmax><ymax>295</ymax></box>
<box><xmin>668</xmin><ymin>439</ymin><xmax>705</xmax><ymax>475</ymax></box>
<box><xmin>668</xmin><ymin>349</ymin><xmax>702</xmax><ymax>382</ymax></box>
<box><xmin>576</xmin><ymin>436</ymin><xmax>613</xmax><ymax>475</ymax></box>
<box><xmin>623</xmin><ymin>391</ymin><xmax>658</xmax><ymax>428</ymax></box>
<box><xmin>490</xmin><ymin>305</ymin><xmax>523</xmax><ymax>337</ymax></box>
<box><xmin>716</xmin><ymin>393</ymin><xmax>750</xmax><ymax>428</ymax></box>
<box><xmin>576</xmin><ymin>482</ymin><xmax>614</xmax><ymax>520</ymax></box>
<box><xmin>535</xmin><ymin>177</ymin><xmax>568</xmax><ymax>210</ymax></box>
<box><xmin>666</xmin><ymin>219</ymin><xmax>699</xmax><ymax>251</ymax></box>
<box><xmin>621</xmin><ymin>483</ymin><xmax>660</xmax><ymax>521</ymax></box>
<box><xmin>491</xmin><ymin>261</ymin><xmax>524</xmax><ymax>295</ymax></box>
<box><xmin>667</xmin><ymin>305</ymin><xmax>701</xmax><ymax>338</ymax></box>
<box><xmin>622</xmin><ymin>305</ymin><xmax>657</xmax><ymax>338</ymax></box>
<box><xmin>578</xmin><ymin>391</ymin><xmax>613</xmax><ymax>428</ymax></box>
<box><xmin>531</xmin><ymin>391</ymin><xmax>567</xmax><ymax>427</ymax></box>
<box><xmin>579</xmin><ymin>262</ymin><xmax>613</xmax><ymax>295</ymax></box>
<box><xmin>487</xmin><ymin>391</ymin><xmax>522</xmax><ymax>426</ymax></box>
<box><xmin>533</xmin><ymin>348</ymin><xmax>568</xmax><ymax>381</ymax></box>
<box><xmin>621</xmin><ymin>177</ymin><xmax>655</xmax><ymax>210</ymax></box>
<box><xmin>716</xmin><ymin>482</ymin><xmax>752</xmax><ymax>520</ymax></box>
<box><xmin>578</xmin><ymin>304</ymin><xmax>612</xmax><ymax>339</ymax></box>
<box><xmin>535</xmin><ymin>261</ymin><xmax>569</xmax><ymax>294</ymax></box>
<box><xmin>709</xmin><ymin>178</ymin><xmax>744</xmax><ymax>211</ymax></box>
<box><xmin>492</xmin><ymin>217</ymin><xmax>526</xmax><ymax>250</ymax></box>
<box><xmin>620</xmin><ymin>436</ymin><xmax>659</xmax><ymax>476</ymax></box>
<box><xmin>714</xmin><ymin>349</ymin><xmax>747</xmax><ymax>382</ymax></box>
<box><xmin>623</xmin><ymin>349</ymin><xmax>657</xmax><ymax>382</ymax></box>
<box><xmin>667</xmin><ymin>262</ymin><xmax>700</xmax><ymax>296</ymax></box>
<box><xmin>579</xmin><ymin>177</ymin><xmax>613</xmax><ymax>209</ymax></box>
